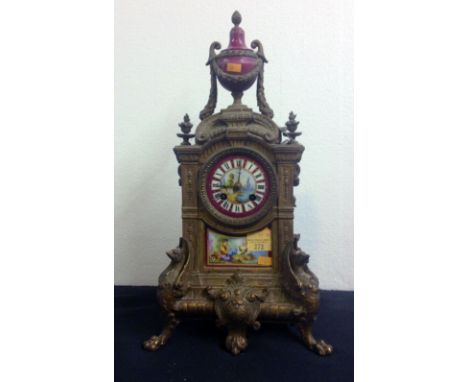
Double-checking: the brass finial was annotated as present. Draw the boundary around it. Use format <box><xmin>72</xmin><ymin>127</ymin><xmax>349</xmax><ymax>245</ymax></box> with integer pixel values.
<box><xmin>232</xmin><ymin>10</ymin><xmax>242</xmax><ymax>26</ymax></box>
<box><xmin>177</xmin><ymin>114</ymin><xmax>195</xmax><ymax>145</ymax></box>
<box><xmin>282</xmin><ymin>112</ymin><xmax>302</xmax><ymax>144</ymax></box>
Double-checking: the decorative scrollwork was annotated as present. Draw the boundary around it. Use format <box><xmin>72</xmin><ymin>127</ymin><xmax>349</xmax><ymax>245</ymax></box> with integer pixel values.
<box><xmin>143</xmin><ymin>238</ymin><xmax>191</xmax><ymax>352</ymax></box>
<box><xmin>252</xmin><ymin>40</ymin><xmax>274</xmax><ymax>119</ymax></box>
<box><xmin>158</xmin><ymin>237</ymin><xmax>190</xmax><ymax>292</ymax></box>
<box><xmin>251</xmin><ymin>39</ymin><xmax>268</xmax><ymax>63</ymax></box>
<box><xmin>200</xmin><ymin>42</ymin><xmax>221</xmax><ymax>120</ymax></box>
<box><xmin>282</xmin><ymin>234</ymin><xmax>319</xmax><ymax>311</ymax></box>
<box><xmin>206</xmin><ymin>41</ymin><xmax>221</xmax><ymax>65</ymax></box>
<box><xmin>280</xmin><ymin>235</ymin><xmax>333</xmax><ymax>356</ymax></box>
<box><xmin>200</xmin><ymin>33</ymin><xmax>273</xmax><ymax>118</ymax></box>
<box><xmin>206</xmin><ymin>271</ymin><xmax>268</xmax><ymax>355</ymax></box>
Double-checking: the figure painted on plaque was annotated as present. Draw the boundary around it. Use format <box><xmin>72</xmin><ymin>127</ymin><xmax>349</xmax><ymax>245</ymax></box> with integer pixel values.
<box><xmin>218</xmin><ymin>238</ymin><xmax>231</xmax><ymax>261</ymax></box>
<box><xmin>207</xmin><ymin>228</ymin><xmax>272</xmax><ymax>266</ymax></box>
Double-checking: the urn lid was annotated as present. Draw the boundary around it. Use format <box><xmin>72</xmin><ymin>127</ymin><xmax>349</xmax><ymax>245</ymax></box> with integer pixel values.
<box><xmin>227</xmin><ymin>10</ymin><xmax>250</xmax><ymax>50</ymax></box>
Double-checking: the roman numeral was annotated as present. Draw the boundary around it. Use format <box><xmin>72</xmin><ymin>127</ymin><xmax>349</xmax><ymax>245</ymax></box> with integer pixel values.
<box><xmin>254</xmin><ymin>194</ymin><xmax>263</xmax><ymax>204</ymax></box>
<box><xmin>221</xmin><ymin>200</ymin><xmax>232</xmax><ymax>210</ymax></box>
<box><xmin>246</xmin><ymin>161</ymin><xmax>255</xmax><ymax>172</ymax></box>
<box><xmin>244</xmin><ymin>201</ymin><xmax>255</xmax><ymax>211</ymax></box>
<box><xmin>234</xmin><ymin>159</ymin><xmax>243</xmax><ymax>168</ymax></box>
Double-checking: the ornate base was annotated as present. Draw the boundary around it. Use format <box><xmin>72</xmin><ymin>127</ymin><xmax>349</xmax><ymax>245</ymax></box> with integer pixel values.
<box><xmin>143</xmin><ymin>237</ymin><xmax>333</xmax><ymax>356</ymax></box>
<box><xmin>143</xmin><ymin>317</ymin><xmax>333</xmax><ymax>356</ymax></box>
<box><xmin>207</xmin><ymin>271</ymin><xmax>266</xmax><ymax>355</ymax></box>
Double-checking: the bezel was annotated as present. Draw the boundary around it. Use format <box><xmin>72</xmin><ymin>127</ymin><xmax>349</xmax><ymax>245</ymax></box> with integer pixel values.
<box><xmin>199</xmin><ymin>148</ymin><xmax>277</xmax><ymax>227</ymax></box>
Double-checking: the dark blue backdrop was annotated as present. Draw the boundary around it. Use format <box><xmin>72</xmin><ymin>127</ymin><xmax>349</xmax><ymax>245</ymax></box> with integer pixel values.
<box><xmin>115</xmin><ymin>287</ymin><xmax>353</xmax><ymax>382</ymax></box>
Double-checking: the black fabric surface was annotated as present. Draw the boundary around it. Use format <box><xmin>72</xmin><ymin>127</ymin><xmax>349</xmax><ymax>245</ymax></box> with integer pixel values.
<box><xmin>115</xmin><ymin>286</ymin><xmax>353</xmax><ymax>382</ymax></box>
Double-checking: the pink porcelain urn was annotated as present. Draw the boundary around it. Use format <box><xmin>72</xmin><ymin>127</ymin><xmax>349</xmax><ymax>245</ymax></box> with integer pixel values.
<box><xmin>214</xmin><ymin>11</ymin><xmax>260</xmax><ymax>92</ymax></box>
<box><xmin>200</xmin><ymin>11</ymin><xmax>273</xmax><ymax>120</ymax></box>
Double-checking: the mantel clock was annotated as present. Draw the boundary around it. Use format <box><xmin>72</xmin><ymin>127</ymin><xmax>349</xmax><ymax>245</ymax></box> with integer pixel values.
<box><xmin>143</xmin><ymin>11</ymin><xmax>333</xmax><ymax>356</ymax></box>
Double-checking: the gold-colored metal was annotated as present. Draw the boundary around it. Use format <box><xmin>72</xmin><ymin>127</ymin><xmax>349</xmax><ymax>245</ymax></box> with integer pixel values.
<box><xmin>143</xmin><ymin>11</ymin><xmax>333</xmax><ymax>356</ymax></box>
<box><xmin>207</xmin><ymin>271</ymin><xmax>268</xmax><ymax>355</ymax></box>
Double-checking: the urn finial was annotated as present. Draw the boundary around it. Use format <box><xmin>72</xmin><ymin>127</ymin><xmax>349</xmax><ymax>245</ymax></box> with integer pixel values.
<box><xmin>177</xmin><ymin>114</ymin><xmax>195</xmax><ymax>145</ymax></box>
<box><xmin>282</xmin><ymin>112</ymin><xmax>302</xmax><ymax>144</ymax></box>
<box><xmin>232</xmin><ymin>10</ymin><xmax>242</xmax><ymax>26</ymax></box>
<box><xmin>199</xmin><ymin>11</ymin><xmax>274</xmax><ymax>120</ymax></box>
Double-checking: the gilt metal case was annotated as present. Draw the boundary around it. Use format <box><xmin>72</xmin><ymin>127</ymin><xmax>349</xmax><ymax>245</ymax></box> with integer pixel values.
<box><xmin>143</xmin><ymin>11</ymin><xmax>333</xmax><ymax>356</ymax></box>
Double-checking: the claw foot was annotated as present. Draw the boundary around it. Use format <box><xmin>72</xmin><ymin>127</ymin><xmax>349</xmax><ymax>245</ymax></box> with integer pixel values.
<box><xmin>225</xmin><ymin>326</ymin><xmax>248</xmax><ymax>355</ymax></box>
<box><xmin>312</xmin><ymin>339</ymin><xmax>333</xmax><ymax>356</ymax></box>
<box><xmin>297</xmin><ymin>321</ymin><xmax>333</xmax><ymax>356</ymax></box>
<box><xmin>142</xmin><ymin>335</ymin><xmax>166</xmax><ymax>351</ymax></box>
<box><xmin>226</xmin><ymin>333</ymin><xmax>247</xmax><ymax>355</ymax></box>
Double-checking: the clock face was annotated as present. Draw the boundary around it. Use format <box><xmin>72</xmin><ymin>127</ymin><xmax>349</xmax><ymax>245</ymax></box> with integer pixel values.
<box><xmin>206</xmin><ymin>154</ymin><xmax>270</xmax><ymax>219</ymax></box>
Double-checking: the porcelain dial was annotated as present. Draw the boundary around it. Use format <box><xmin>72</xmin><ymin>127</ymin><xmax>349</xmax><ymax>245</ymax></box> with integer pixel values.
<box><xmin>206</xmin><ymin>154</ymin><xmax>270</xmax><ymax>219</ymax></box>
